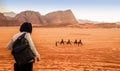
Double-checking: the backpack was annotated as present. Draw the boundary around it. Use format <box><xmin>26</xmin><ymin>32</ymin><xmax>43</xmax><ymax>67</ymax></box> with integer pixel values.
<box><xmin>12</xmin><ymin>33</ymin><xmax>35</xmax><ymax>64</ymax></box>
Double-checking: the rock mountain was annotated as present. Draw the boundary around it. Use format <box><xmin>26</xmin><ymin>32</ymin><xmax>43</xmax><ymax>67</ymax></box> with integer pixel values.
<box><xmin>0</xmin><ymin>10</ymin><xmax>78</xmax><ymax>26</ymax></box>
<box><xmin>15</xmin><ymin>11</ymin><xmax>46</xmax><ymax>25</ymax></box>
<box><xmin>15</xmin><ymin>10</ymin><xmax>78</xmax><ymax>25</ymax></box>
<box><xmin>43</xmin><ymin>10</ymin><xmax>78</xmax><ymax>24</ymax></box>
<box><xmin>0</xmin><ymin>13</ymin><xmax>7</xmax><ymax>26</ymax></box>
<box><xmin>0</xmin><ymin>13</ymin><xmax>6</xmax><ymax>20</ymax></box>
<box><xmin>0</xmin><ymin>13</ymin><xmax>19</xmax><ymax>26</ymax></box>
<box><xmin>3</xmin><ymin>12</ymin><xmax>16</xmax><ymax>17</ymax></box>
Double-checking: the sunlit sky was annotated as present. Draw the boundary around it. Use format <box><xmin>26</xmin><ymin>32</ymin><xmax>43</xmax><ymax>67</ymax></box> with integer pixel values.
<box><xmin>0</xmin><ymin>0</ymin><xmax>120</xmax><ymax>22</ymax></box>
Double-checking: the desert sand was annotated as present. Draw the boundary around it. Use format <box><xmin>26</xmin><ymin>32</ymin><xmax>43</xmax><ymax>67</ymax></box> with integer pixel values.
<box><xmin>0</xmin><ymin>27</ymin><xmax>120</xmax><ymax>71</ymax></box>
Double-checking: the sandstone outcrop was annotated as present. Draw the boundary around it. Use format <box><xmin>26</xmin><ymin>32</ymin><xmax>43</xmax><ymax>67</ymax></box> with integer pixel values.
<box><xmin>44</xmin><ymin>10</ymin><xmax>78</xmax><ymax>24</ymax></box>
<box><xmin>15</xmin><ymin>11</ymin><xmax>46</xmax><ymax>25</ymax></box>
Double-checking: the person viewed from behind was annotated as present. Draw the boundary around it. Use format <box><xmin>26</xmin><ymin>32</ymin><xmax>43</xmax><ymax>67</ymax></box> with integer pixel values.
<box><xmin>6</xmin><ymin>22</ymin><xmax>40</xmax><ymax>71</ymax></box>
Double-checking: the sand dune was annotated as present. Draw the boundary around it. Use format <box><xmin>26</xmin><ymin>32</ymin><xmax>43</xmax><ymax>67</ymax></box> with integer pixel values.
<box><xmin>0</xmin><ymin>27</ymin><xmax>120</xmax><ymax>71</ymax></box>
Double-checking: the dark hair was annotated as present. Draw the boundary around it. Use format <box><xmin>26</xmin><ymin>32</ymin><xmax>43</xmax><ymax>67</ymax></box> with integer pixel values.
<box><xmin>20</xmin><ymin>22</ymin><xmax>32</xmax><ymax>34</ymax></box>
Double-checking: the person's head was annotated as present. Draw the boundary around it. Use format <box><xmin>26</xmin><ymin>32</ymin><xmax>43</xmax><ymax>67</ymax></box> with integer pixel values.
<box><xmin>20</xmin><ymin>22</ymin><xmax>32</xmax><ymax>34</ymax></box>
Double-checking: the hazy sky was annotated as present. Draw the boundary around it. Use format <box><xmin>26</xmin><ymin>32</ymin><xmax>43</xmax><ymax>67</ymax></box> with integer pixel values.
<box><xmin>1</xmin><ymin>0</ymin><xmax>120</xmax><ymax>22</ymax></box>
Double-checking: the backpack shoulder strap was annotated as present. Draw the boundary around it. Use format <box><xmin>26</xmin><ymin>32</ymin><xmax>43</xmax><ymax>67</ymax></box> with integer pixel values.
<box><xmin>17</xmin><ymin>33</ymin><xmax>26</xmax><ymax>39</ymax></box>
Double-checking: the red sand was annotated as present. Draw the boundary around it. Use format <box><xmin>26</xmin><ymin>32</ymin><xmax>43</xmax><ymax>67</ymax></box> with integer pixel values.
<box><xmin>0</xmin><ymin>27</ymin><xmax>120</xmax><ymax>71</ymax></box>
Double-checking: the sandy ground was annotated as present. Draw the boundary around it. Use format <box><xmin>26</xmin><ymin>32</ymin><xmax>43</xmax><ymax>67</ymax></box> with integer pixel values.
<box><xmin>0</xmin><ymin>27</ymin><xmax>120</xmax><ymax>71</ymax></box>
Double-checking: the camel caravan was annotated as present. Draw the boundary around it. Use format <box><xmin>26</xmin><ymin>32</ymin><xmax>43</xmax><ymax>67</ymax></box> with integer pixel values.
<box><xmin>55</xmin><ymin>39</ymin><xmax>83</xmax><ymax>47</ymax></box>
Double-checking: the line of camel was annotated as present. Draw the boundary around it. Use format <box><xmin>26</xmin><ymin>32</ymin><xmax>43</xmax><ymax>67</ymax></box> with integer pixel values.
<box><xmin>56</xmin><ymin>39</ymin><xmax>83</xmax><ymax>47</ymax></box>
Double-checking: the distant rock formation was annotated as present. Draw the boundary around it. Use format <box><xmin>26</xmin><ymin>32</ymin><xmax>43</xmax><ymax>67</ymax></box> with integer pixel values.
<box><xmin>3</xmin><ymin>12</ymin><xmax>16</xmax><ymax>17</ymax></box>
<box><xmin>0</xmin><ymin>10</ymin><xmax>120</xmax><ymax>28</ymax></box>
<box><xmin>44</xmin><ymin>10</ymin><xmax>78</xmax><ymax>24</ymax></box>
<box><xmin>0</xmin><ymin>13</ymin><xmax>6</xmax><ymax>20</ymax></box>
<box><xmin>1</xmin><ymin>10</ymin><xmax>79</xmax><ymax>26</ymax></box>
<box><xmin>0</xmin><ymin>13</ymin><xmax>6</xmax><ymax>26</ymax></box>
<box><xmin>14</xmin><ymin>10</ymin><xmax>78</xmax><ymax>26</ymax></box>
<box><xmin>78</xmin><ymin>19</ymin><xmax>100</xmax><ymax>24</ymax></box>
<box><xmin>15</xmin><ymin>11</ymin><xmax>46</xmax><ymax>25</ymax></box>
<box><xmin>0</xmin><ymin>13</ymin><xmax>19</xmax><ymax>26</ymax></box>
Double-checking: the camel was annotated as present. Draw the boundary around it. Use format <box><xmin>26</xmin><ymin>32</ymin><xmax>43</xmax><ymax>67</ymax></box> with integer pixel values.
<box><xmin>60</xmin><ymin>39</ymin><xmax>65</xmax><ymax>45</ymax></box>
<box><xmin>55</xmin><ymin>41</ymin><xmax>58</xmax><ymax>47</ymax></box>
<box><xmin>74</xmin><ymin>39</ymin><xmax>83</xmax><ymax>46</ymax></box>
<box><xmin>56</xmin><ymin>39</ymin><xmax>83</xmax><ymax>47</ymax></box>
<box><xmin>66</xmin><ymin>39</ymin><xmax>72</xmax><ymax>45</ymax></box>
<box><xmin>77</xmin><ymin>40</ymin><xmax>83</xmax><ymax>46</ymax></box>
<box><xmin>74</xmin><ymin>39</ymin><xmax>78</xmax><ymax>45</ymax></box>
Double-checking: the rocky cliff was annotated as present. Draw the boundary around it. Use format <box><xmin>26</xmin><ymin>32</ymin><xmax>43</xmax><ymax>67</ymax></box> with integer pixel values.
<box><xmin>3</xmin><ymin>12</ymin><xmax>16</xmax><ymax>17</ymax></box>
<box><xmin>44</xmin><ymin>10</ymin><xmax>78</xmax><ymax>24</ymax></box>
<box><xmin>1</xmin><ymin>10</ymin><xmax>119</xmax><ymax>28</ymax></box>
<box><xmin>0</xmin><ymin>13</ymin><xmax>6</xmax><ymax>26</ymax></box>
<box><xmin>0</xmin><ymin>13</ymin><xmax>6</xmax><ymax>20</ymax></box>
<box><xmin>0</xmin><ymin>13</ymin><xmax>19</xmax><ymax>26</ymax></box>
<box><xmin>15</xmin><ymin>11</ymin><xmax>46</xmax><ymax>25</ymax></box>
